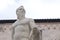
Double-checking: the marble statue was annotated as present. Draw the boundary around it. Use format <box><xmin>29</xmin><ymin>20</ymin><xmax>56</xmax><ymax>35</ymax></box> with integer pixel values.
<box><xmin>11</xmin><ymin>6</ymin><xmax>40</xmax><ymax>40</ymax></box>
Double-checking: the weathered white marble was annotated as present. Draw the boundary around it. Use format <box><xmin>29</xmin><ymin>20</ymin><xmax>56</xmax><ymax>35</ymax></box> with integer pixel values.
<box><xmin>11</xmin><ymin>6</ymin><xmax>39</xmax><ymax>40</ymax></box>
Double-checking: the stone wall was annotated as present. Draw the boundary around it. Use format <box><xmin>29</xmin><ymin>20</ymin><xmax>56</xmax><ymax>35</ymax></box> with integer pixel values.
<box><xmin>0</xmin><ymin>23</ymin><xmax>12</xmax><ymax>40</ymax></box>
<box><xmin>37</xmin><ymin>22</ymin><xmax>60</xmax><ymax>40</ymax></box>
<box><xmin>0</xmin><ymin>22</ymin><xmax>60</xmax><ymax>40</ymax></box>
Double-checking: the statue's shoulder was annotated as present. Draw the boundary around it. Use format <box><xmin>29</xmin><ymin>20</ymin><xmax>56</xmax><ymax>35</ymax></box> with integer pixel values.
<box><xmin>24</xmin><ymin>18</ymin><xmax>33</xmax><ymax>22</ymax></box>
<box><xmin>12</xmin><ymin>20</ymin><xmax>19</xmax><ymax>27</ymax></box>
<box><xmin>28</xmin><ymin>18</ymin><xmax>34</xmax><ymax>21</ymax></box>
<box><xmin>26</xmin><ymin>18</ymin><xmax>33</xmax><ymax>20</ymax></box>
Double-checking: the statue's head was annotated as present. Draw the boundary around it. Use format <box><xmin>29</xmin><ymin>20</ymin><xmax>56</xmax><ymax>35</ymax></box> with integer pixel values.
<box><xmin>16</xmin><ymin>6</ymin><xmax>26</xmax><ymax>20</ymax></box>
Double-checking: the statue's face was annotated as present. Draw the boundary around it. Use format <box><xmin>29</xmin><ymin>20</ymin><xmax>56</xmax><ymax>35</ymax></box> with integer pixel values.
<box><xmin>16</xmin><ymin>6</ymin><xmax>25</xmax><ymax>19</ymax></box>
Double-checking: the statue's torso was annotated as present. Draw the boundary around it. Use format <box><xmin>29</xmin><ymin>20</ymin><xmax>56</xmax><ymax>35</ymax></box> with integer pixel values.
<box><xmin>14</xmin><ymin>18</ymin><xmax>31</xmax><ymax>40</ymax></box>
<box><xmin>15</xmin><ymin>24</ymin><xmax>30</xmax><ymax>36</ymax></box>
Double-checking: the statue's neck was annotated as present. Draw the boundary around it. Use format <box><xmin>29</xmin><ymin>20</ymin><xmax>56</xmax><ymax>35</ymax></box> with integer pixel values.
<box><xmin>17</xmin><ymin>17</ymin><xmax>25</xmax><ymax>21</ymax></box>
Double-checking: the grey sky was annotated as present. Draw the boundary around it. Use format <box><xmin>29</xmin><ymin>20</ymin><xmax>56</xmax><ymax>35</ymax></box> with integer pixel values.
<box><xmin>0</xmin><ymin>0</ymin><xmax>60</xmax><ymax>20</ymax></box>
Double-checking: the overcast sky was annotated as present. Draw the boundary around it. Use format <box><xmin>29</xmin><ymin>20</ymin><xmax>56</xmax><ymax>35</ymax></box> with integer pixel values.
<box><xmin>0</xmin><ymin>0</ymin><xmax>60</xmax><ymax>20</ymax></box>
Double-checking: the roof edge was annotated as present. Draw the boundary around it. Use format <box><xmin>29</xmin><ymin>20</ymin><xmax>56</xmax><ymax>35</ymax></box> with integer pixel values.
<box><xmin>0</xmin><ymin>19</ymin><xmax>60</xmax><ymax>23</ymax></box>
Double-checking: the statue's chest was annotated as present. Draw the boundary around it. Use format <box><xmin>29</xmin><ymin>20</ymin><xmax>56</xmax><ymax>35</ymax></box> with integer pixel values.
<box><xmin>15</xmin><ymin>24</ymin><xmax>30</xmax><ymax>33</ymax></box>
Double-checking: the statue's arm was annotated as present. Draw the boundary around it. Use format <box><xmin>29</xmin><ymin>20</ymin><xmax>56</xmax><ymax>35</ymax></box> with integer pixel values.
<box><xmin>11</xmin><ymin>21</ymin><xmax>17</xmax><ymax>29</ymax></box>
<box><xmin>29</xmin><ymin>19</ymin><xmax>38</xmax><ymax>29</ymax></box>
<box><xmin>11</xmin><ymin>21</ymin><xmax>17</xmax><ymax>40</ymax></box>
<box><xmin>11</xmin><ymin>24</ymin><xmax>15</xmax><ymax>40</ymax></box>
<box><xmin>29</xmin><ymin>19</ymin><xmax>39</xmax><ymax>40</ymax></box>
<box><xmin>29</xmin><ymin>29</ymin><xmax>33</xmax><ymax>40</ymax></box>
